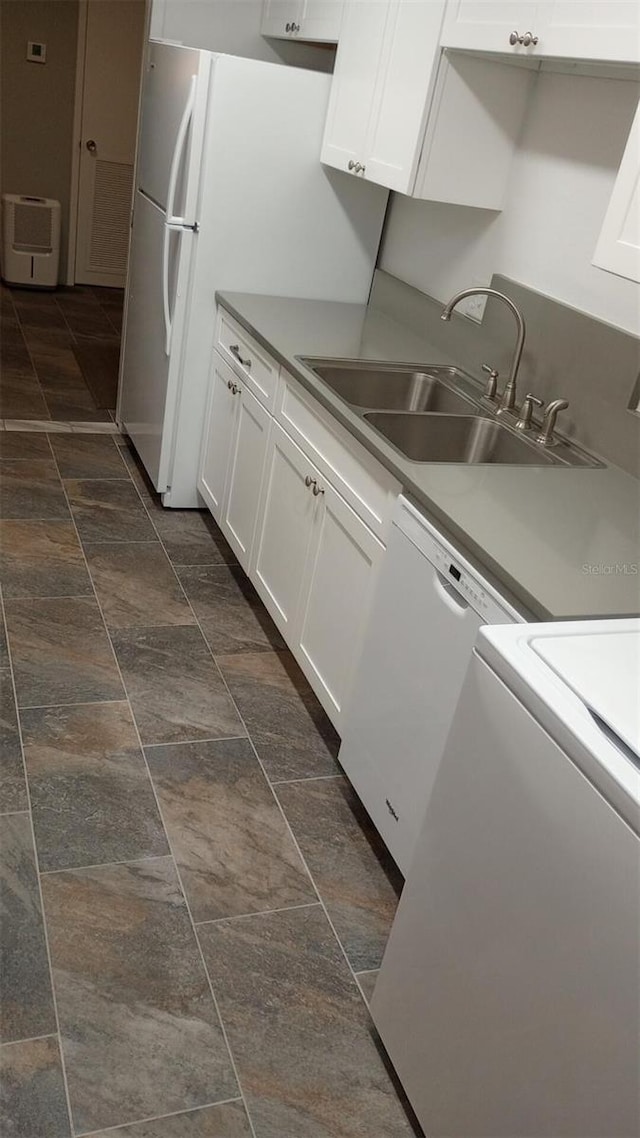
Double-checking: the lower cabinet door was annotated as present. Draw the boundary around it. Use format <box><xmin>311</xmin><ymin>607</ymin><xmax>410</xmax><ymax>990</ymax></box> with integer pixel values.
<box><xmin>251</xmin><ymin>423</ymin><xmax>318</xmax><ymax>639</ymax></box>
<box><xmin>297</xmin><ymin>477</ymin><xmax>384</xmax><ymax>729</ymax></box>
<box><xmin>198</xmin><ymin>356</ymin><xmax>238</xmax><ymax>518</ymax></box>
<box><xmin>222</xmin><ymin>383</ymin><xmax>271</xmax><ymax>570</ymax></box>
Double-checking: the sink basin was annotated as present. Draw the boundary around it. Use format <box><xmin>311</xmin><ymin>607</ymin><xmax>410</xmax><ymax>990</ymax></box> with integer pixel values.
<box><xmin>364</xmin><ymin>413</ymin><xmax>557</xmax><ymax>465</ymax></box>
<box><xmin>300</xmin><ymin>359</ymin><xmax>479</xmax><ymax>413</ymax></box>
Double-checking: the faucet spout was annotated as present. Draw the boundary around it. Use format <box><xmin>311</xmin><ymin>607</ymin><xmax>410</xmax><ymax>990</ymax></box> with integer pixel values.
<box><xmin>440</xmin><ymin>287</ymin><xmax>526</xmax><ymax>412</ymax></box>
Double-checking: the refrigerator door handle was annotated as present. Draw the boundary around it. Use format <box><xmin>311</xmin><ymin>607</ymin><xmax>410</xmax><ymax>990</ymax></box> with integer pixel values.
<box><xmin>163</xmin><ymin>74</ymin><xmax>197</xmax><ymax>355</ymax></box>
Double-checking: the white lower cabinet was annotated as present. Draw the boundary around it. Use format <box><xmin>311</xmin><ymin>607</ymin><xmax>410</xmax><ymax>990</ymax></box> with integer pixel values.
<box><xmin>200</xmin><ymin>330</ymin><xmax>398</xmax><ymax>731</ymax></box>
<box><xmin>198</xmin><ymin>353</ymin><xmax>271</xmax><ymax>571</ymax></box>
<box><xmin>251</xmin><ymin>422</ymin><xmax>318</xmax><ymax>640</ymax></box>
<box><xmin>297</xmin><ymin>476</ymin><xmax>384</xmax><ymax>726</ymax></box>
<box><xmin>252</xmin><ymin>422</ymin><xmax>385</xmax><ymax>728</ymax></box>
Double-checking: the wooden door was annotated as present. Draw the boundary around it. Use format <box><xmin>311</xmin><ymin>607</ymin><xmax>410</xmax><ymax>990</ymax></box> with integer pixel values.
<box><xmin>74</xmin><ymin>0</ymin><xmax>146</xmax><ymax>286</ymax></box>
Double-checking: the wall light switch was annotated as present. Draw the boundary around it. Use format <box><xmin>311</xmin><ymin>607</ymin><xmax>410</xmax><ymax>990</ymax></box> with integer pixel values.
<box><xmin>27</xmin><ymin>42</ymin><xmax>46</xmax><ymax>64</ymax></box>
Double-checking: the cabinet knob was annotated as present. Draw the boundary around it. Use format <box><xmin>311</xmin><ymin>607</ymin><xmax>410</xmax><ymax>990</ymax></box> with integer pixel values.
<box><xmin>285</xmin><ymin>21</ymin><xmax>292</xmax><ymax>31</ymax></box>
<box><xmin>232</xmin><ymin>384</ymin><xmax>241</xmax><ymax>395</ymax></box>
<box><xmin>292</xmin><ymin>22</ymin><xmax>300</xmax><ymax>32</ymax></box>
<box><xmin>348</xmin><ymin>159</ymin><xmax>356</xmax><ymax>170</ymax></box>
<box><xmin>229</xmin><ymin>343</ymin><xmax>251</xmax><ymax>369</ymax></box>
<box><xmin>312</xmin><ymin>482</ymin><xmax>325</xmax><ymax>496</ymax></box>
<box><xmin>509</xmin><ymin>29</ymin><xmax>538</xmax><ymax>46</ymax></box>
<box><xmin>304</xmin><ymin>475</ymin><xmax>315</xmax><ymax>488</ymax></box>
<box><xmin>227</xmin><ymin>380</ymin><xmax>234</xmax><ymax>390</ymax></box>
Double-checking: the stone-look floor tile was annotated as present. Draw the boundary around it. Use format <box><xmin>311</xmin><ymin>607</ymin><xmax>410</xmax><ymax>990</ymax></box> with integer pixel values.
<box><xmin>41</xmin><ymin>857</ymin><xmax>238</xmax><ymax>1134</ymax></box>
<box><xmin>355</xmin><ymin>970</ymin><xmax>379</xmax><ymax>1005</ymax></box>
<box><xmin>274</xmin><ymin>778</ymin><xmax>402</xmax><ymax>972</ymax></box>
<box><xmin>5</xmin><ymin>596</ymin><xmax>124</xmax><ymax>708</ymax></box>
<box><xmin>0</xmin><ymin>669</ymin><xmax>27</xmax><ymax>813</ymax></box>
<box><xmin>111</xmin><ymin>626</ymin><xmax>245</xmax><ymax>746</ymax></box>
<box><xmin>0</xmin><ymin>375</ymin><xmax>50</xmax><ymax>422</ymax></box>
<box><xmin>85</xmin><ymin>543</ymin><xmax>196</xmax><ymax>629</ymax></box>
<box><xmin>198</xmin><ymin>906</ymin><xmax>416</xmax><ymax>1138</ymax></box>
<box><xmin>177</xmin><ymin>565</ymin><xmax>285</xmax><ymax>655</ymax></box>
<box><xmin>87</xmin><ymin>1100</ymin><xmax>252</xmax><ymax>1137</ymax></box>
<box><xmin>72</xmin><ymin>337</ymin><xmax>120</xmax><ymax>410</ymax></box>
<box><xmin>217</xmin><ymin>651</ymin><xmax>340</xmax><ymax>783</ymax></box>
<box><xmin>66</xmin><ymin>480</ymin><xmax>157</xmax><ymax>543</ymax></box>
<box><xmin>0</xmin><ymin>813</ymin><xmax>56</xmax><ymax>1043</ymax></box>
<box><xmin>22</xmin><ymin>702</ymin><xmax>169</xmax><ymax>872</ymax></box>
<box><xmin>151</xmin><ymin>510</ymin><xmax>238</xmax><ymax>569</ymax></box>
<box><xmin>0</xmin><ymin>459</ymin><xmax>69</xmax><ymax>520</ymax></box>
<box><xmin>0</xmin><ymin>333</ymin><xmax>33</xmax><ymax>373</ymax></box>
<box><xmin>146</xmin><ymin>738</ymin><xmax>314</xmax><ymax>923</ymax></box>
<box><xmin>0</xmin><ymin>431</ymin><xmax>52</xmax><ymax>462</ymax></box>
<box><xmin>0</xmin><ymin>519</ymin><xmax>91</xmax><ymax>598</ymax></box>
<box><xmin>0</xmin><ymin>1036</ymin><xmax>71</xmax><ymax>1138</ymax></box>
<box><xmin>49</xmin><ymin>432</ymin><xmax>128</xmax><ymax>479</ymax></box>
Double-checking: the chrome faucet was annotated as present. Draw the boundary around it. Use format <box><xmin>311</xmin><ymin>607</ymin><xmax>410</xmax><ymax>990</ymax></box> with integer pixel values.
<box><xmin>440</xmin><ymin>288</ymin><xmax>526</xmax><ymax>414</ymax></box>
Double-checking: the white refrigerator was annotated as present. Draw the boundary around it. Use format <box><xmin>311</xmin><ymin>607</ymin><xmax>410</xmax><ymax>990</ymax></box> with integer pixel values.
<box><xmin>118</xmin><ymin>41</ymin><xmax>387</xmax><ymax>507</ymax></box>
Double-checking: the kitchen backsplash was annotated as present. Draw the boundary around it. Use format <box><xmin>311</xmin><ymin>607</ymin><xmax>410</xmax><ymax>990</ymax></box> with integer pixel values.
<box><xmin>370</xmin><ymin>270</ymin><xmax>640</xmax><ymax>478</ymax></box>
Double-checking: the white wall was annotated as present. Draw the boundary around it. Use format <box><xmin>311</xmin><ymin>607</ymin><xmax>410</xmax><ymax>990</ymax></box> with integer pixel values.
<box><xmin>150</xmin><ymin>0</ymin><xmax>334</xmax><ymax>70</ymax></box>
<box><xmin>379</xmin><ymin>69</ymin><xmax>640</xmax><ymax>335</ymax></box>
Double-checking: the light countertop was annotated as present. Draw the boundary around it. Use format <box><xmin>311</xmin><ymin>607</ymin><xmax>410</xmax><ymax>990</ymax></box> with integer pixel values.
<box><xmin>217</xmin><ymin>290</ymin><xmax>640</xmax><ymax>621</ymax></box>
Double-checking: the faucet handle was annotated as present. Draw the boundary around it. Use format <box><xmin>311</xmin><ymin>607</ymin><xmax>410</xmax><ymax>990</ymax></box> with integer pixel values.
<box><xmin>481</xmin><ymin>363</ymin><xmax>499</xmax><ymax>400</ymax></box>
<box><xmin>515</xmin><ymin>392</ymin><xmax>543</xmax><ymax>431</ymax></box>
<box><xmin>535</xmin><ymin>399</ymin><xmax>569</xmax><ymax>446</ymax></box>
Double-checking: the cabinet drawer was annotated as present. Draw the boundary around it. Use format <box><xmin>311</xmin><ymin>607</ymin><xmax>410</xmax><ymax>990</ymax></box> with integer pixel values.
<box><xmin>276</xmin><ymin>371</ymin><xmax>400</xmax><ymax>541</ymax></box>
<box><xmin>216</xmin><ymin>309</ymin><xmax>279</xmax><ymax>411</ymax></box>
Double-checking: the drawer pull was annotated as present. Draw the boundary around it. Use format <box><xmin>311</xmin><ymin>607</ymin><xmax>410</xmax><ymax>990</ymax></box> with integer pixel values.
<box><xmin>229</xmin><ymin>343</ymin><xmax>252</xmax><ymax>369</ymax></box>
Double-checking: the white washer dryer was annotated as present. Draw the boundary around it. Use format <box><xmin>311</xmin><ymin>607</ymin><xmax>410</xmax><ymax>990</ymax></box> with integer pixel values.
<box><xmin>372</xmin><ymin>618</ymin><xmax>640</xmax><ymax>1138</ymax></box>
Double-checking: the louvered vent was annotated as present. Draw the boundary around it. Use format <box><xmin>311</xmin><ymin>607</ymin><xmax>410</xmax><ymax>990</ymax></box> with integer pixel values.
<box><xmin>14</xmin><ymin>200</ymin><xmax>53</xmax><ymax>252</ymax></box>
<box><xmin>89</xmin><ymin>160</ymin><xmax>133</xmax><ymax>274</ymax></box>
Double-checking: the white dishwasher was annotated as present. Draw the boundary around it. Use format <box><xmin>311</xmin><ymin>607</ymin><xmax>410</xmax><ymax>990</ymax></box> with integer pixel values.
<box><xmin>338</xmin><ymin>494</ymin><xmax>524</xmax><ymax>874</ymax></box>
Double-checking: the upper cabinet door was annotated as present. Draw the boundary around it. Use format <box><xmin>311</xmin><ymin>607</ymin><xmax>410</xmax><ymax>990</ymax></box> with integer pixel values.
<box><xmin>593</xmin><ymin>99</ymin><xmax>640</xmax><ymax>283</ymax></box>
<box><xmin>320</xmin><ymin>0</ymin><xmax>390</xmax><ymax>174</ymax></box>
<box><xmin>541</xmin><ymin>2</ymin><xmax>640</xmax><ymax>64</ymax></box>
<box><xmin>261</xmin><ymin>0</ymin><xmax>302</xmax><ymax>38</ymax></box>
<box><xmin>441</xmin><ymin>1</ymin><xmax>541</xmax><ymax>54</ymax></box>
<box><xmin>299</xmin><ymin>0</ymin><xmax>344</xmax><ymax>41</ymax></box>
<box><xmin>261</xmin><ymin>0</ymin><xmax>342</xmax><ymax>41</ymax></box>
<box><xmin>363</xmin><ymin>0</ymin><xmax>446</xmax><ymax>193</ymax></box>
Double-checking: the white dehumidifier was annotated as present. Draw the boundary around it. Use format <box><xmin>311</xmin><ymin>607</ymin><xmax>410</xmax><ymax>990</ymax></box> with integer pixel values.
<box><xmin>1</xmin><ymin>194</ymin><xmax>61</xmax><ymax>288</ymax></box>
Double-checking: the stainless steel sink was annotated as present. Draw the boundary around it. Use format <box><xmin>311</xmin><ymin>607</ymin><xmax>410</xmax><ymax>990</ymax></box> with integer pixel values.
<box><xmin>364</xmin><ymin>413</ymin><xmax>557</xmax><ymax>465</ymax></box>
<box><xmin>300</xmin><ymin>359</ymin><xmax>480</xmax><ymax>413</ymax></box>
<box><xmin>297</xmin><ymin>356</ymin><xmax>603</xmax><ymax>469</ymax></box>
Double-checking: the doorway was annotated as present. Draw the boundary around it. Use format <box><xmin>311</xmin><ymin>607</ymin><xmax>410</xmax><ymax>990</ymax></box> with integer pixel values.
<box><xmin>69</xmin><ymin>0</ymin><xmax>147</xmax><ymax>288</ymax></box>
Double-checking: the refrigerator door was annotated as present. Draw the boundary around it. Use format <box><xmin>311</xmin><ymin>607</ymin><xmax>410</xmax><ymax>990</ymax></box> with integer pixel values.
<box><xmin>136</xmin><ymin>40</ymin><xmax>210</xmax><ymax>214</ymax></box>
<box><xmin>118</xmin><ymin>191</ymin><xmax>195</xmax><ymax>489</ymax></box>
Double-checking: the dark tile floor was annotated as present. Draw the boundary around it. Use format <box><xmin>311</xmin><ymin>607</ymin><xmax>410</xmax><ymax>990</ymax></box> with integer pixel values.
<box><xmin>0</xmin><ymin>433</ymin><xmax>421</xmax><ymax>1138</ymax></box>
<box><xmin>1</xmin><ymin>284</ymin><xmax>122</xmax><ymax>422</ymax></box>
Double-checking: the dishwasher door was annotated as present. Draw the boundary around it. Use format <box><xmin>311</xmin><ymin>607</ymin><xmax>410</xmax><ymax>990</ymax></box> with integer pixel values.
<box><xmin>338</xmin><ymin>497</ymin><xmax>518</xmax><ymax>874</ymax></box>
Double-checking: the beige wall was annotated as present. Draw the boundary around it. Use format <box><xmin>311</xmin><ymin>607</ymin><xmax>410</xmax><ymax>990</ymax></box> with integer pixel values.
<box><xmin>1</xmin><ymin>0</ymin><xmax>79</xmax><ymax>282</ymax></box>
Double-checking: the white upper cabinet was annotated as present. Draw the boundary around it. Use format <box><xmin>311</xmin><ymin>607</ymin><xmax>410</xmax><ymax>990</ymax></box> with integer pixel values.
<box><xmin>261</xmin><ymin>0</ymin><xmax>343</xmax><ymax>43</ymax></box>
<box><xmin>593</xmin><ymin>99</ymin><xmax>640</xmax><ymax>284</ymax></box>
<box><xmin>321</xmin><ymin>0</ymin><xmax>533</xmax><ymax>203</ymax></box>
<box><xmin>442</xmin><ymin>1</ymin><xmax>640</xmax><ymax>64</ymax></box>
<box><xmin>441</xmin><ymin>1</ymin><xmax>540</xmax><ymax>54</ymax></box>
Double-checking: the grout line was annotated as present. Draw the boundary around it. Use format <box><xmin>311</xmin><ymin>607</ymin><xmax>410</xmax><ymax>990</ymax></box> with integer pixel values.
<box><xmin>194</xmin><ymin>901</ymin><xmax>322</xmax><ymax>929</ymax></box>
<box><xmin>75</xmin><ymin>1095</ymin><xmax>245</xmax><ymax>1138</ymax></box>
<box><xmin>40</xmin><ymin>853</ymin><xmax>172</xmax><ymax>878</ymax></box>
<box><xmin>0</xmin><ymin>587</ymin><xmax>78</xmax><ymax>1137</ymax></box>
<box><xmin>46</xmin><ymin>445</ymin><xmax>260</xmax><ymax>1138</ymax></box>
<box><xmin>269</xmin><ymin>773</ymin><xmax>345</xmax><ymax>786</ymax></box>
<box><xmin>0</xmin><ymin>808</ymin><xmax>32</xmax><ymax>818</ymax></box>
<box><xmin>141</xmin><ymin>735</ymin><xmax>248</xmax><ymax>754</ymax></box>
<box><xmin>0</xmin><ymin>1031</ymin><xmax>59</xmax><ymax>1050</ymax></box>
<box><xmin>17</xmin><ymin>698</ymin><xmax>128</xmax><ymax>713</ymax></box>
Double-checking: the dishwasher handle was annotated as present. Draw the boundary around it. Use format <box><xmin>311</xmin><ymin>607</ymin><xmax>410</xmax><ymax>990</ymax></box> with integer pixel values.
<box><xmin>434</xmin><ymin>568</ymin><xmax>471</xmax><ymax>615</ymax></box>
